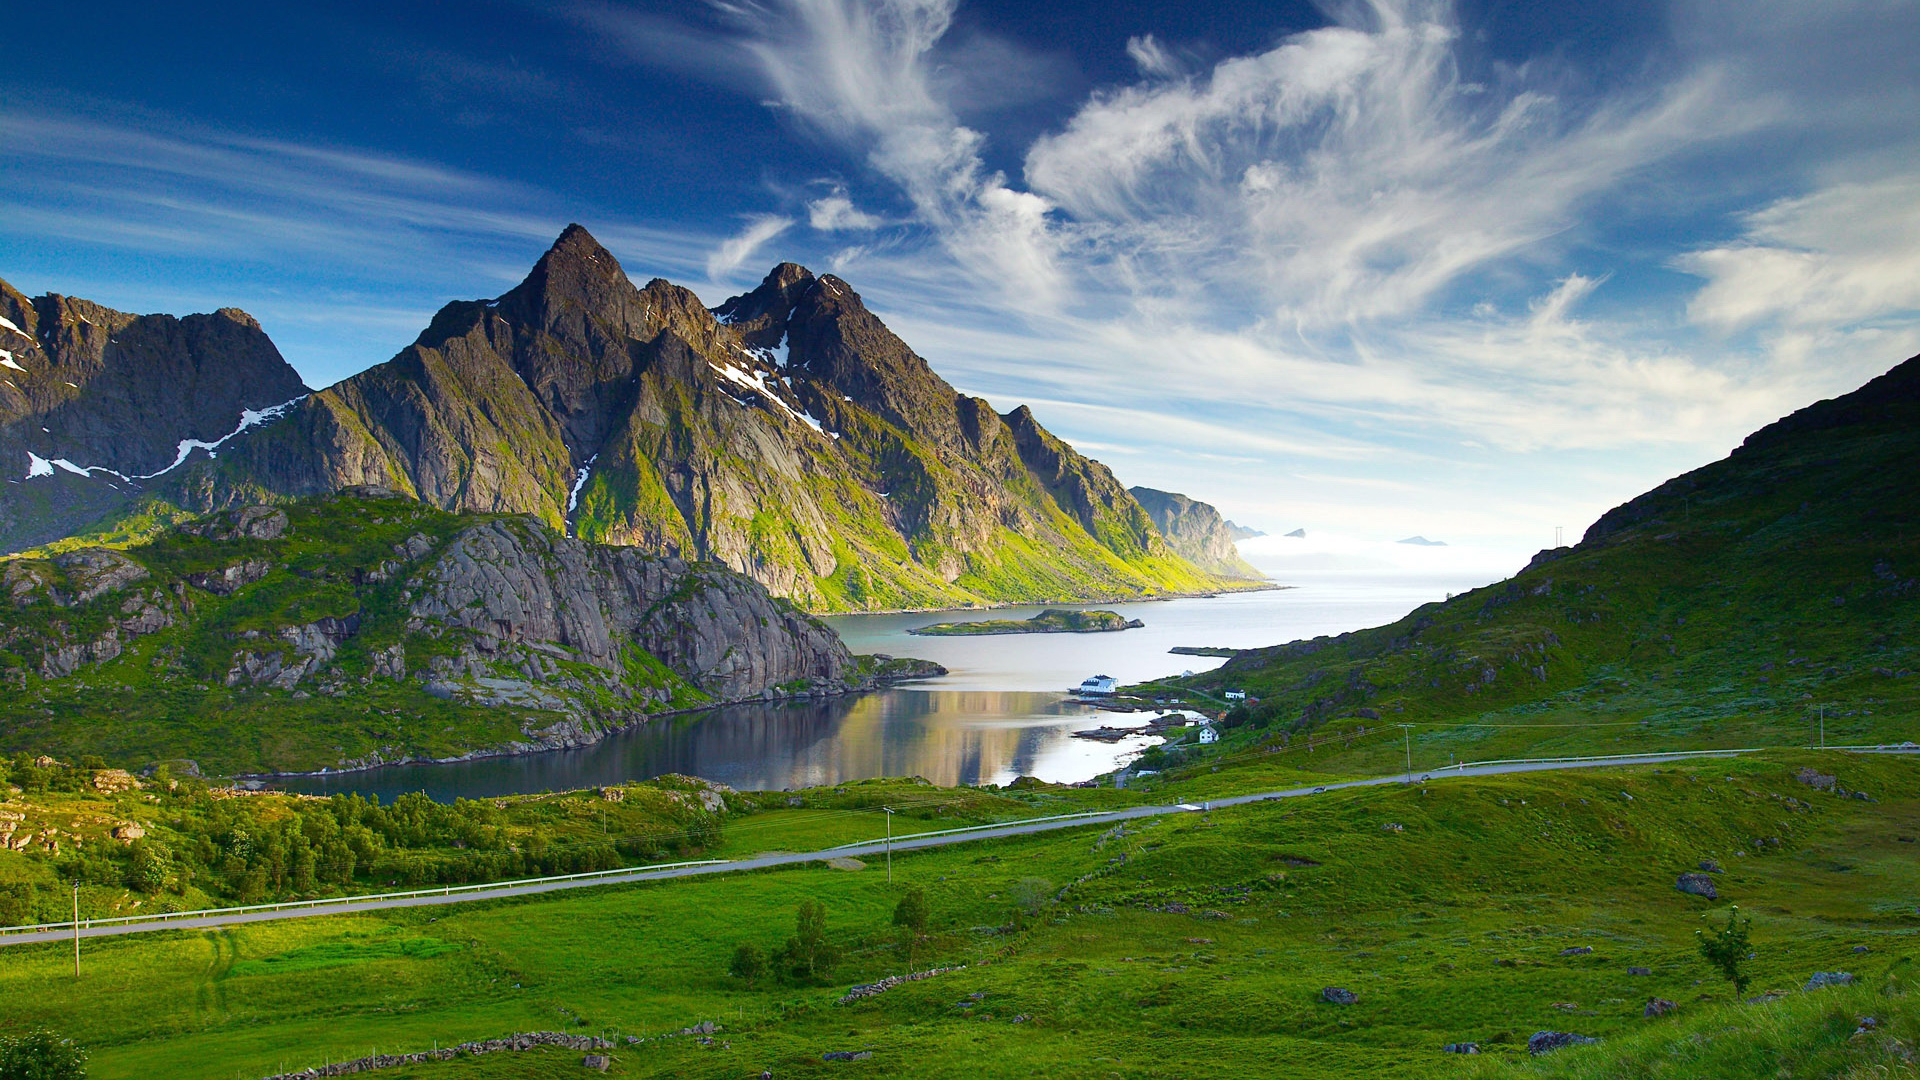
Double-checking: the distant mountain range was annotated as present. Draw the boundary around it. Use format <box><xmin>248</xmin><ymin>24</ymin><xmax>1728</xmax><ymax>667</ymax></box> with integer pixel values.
<box><xmin>2</xmin><ymin>226</ymin><xmax>1260</xmax><ymax>612</ymax></box>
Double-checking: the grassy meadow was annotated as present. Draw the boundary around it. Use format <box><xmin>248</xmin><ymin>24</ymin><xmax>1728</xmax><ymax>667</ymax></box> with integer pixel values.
<box><xmin>0</xmin><ymin>750</ymin><xmax>1913</xmax><ymax>1079</ymax></box>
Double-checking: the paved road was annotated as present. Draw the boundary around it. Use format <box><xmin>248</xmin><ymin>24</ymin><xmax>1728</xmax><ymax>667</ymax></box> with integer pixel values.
<box><xmin>3</xmin><ymin>746</ymin><xmax>1912</xmax><ymax>948</ymax></box>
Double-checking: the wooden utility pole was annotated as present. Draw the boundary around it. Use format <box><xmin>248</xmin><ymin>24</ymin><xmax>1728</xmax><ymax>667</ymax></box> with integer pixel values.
<box><xmin>71</xmin><ymin>882</ymin><xmax>80</xmax><ymax>978</ymax></box>
<box><xmin>1397</xmin><ymin>724</ymin><xmax>1415</xmax><ymax>783</ymax></box>
<box><xmin>883</xmin><ymin>807</ymin><xmax>894</xmax><ymax>884</ymax></box>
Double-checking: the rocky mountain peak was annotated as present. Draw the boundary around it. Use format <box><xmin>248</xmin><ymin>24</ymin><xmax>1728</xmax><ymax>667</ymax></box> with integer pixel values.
<box><xmin>494</xmin><ymin>223</ymin><xmax>644</xmax><ymax>334</ymax></box>
<box><xmin>712</xmin><ymin>262</ymin><xmax>817</xmax><ymax>348</ymax></box>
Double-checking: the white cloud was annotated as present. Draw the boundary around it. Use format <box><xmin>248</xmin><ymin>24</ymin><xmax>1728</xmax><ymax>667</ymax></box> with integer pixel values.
<box><xmin>807</xmin><ymin>191</ymin><xmax>884</xmax><ymax>231</ymax></box>
<box><xmin>1025</xmin><ymin>0</ymin><xmax>1733</xmax><ymax>328</ymax></box>
<box><xmin>1679</xmin><ymin>177</ymin><xmax>1920</xmax><ymax>333</ymax></box>
<box><xmin>705</xmin><ymin>215</ymin><xmax>794</xmax><ymax>280</ymax></box>
<box><xmin>1125</xmin><ymin>34</ymin><xmax>1180</xmax><ymax>78</ymax></box>
<box><xmin>716</xmin><ymin>0</ymin><xmax>1066</xmax><ymax>304</ymax></box>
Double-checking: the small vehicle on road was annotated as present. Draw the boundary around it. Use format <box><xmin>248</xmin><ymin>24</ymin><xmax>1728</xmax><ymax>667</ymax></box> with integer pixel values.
<box><xmin>1311</xmin><ymin>786</ymin><xmax>1327</xmax><ymax>794</ymax></box>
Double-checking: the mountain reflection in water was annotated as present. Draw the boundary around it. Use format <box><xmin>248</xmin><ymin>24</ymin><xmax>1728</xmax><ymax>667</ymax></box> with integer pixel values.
<box><xmin>279</xmin><ymin>690</ymin><xmax>1133</xmax><ymax>802</ymax></box>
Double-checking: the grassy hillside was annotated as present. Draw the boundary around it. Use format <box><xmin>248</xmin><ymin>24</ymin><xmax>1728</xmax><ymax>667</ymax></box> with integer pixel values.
<box><xmin>1173</xmin><ymin>354</ymin><xmax>1920</xmax><ymax>769</ymax></box>
<box><xmin>0</xmin><ymin>750</ymin><xmax>1912</xmax><ymax>1078</ymax></box>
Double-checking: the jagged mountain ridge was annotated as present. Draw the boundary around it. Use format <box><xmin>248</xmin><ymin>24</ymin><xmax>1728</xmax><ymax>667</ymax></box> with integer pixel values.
<box><xmin>0</xmin><ymin>491</ymin><xmax>919</xmax><ymax>774</ymax></box>
<box><xmin>152</xmin><ymin>225</ymin><xmax>1236</xmax><ymax>610</ymax></box>
<box><xmin>0</xmin><ymin>279</ymin><xmax>310</xmax><ymax>552</ymax></box>
<box><xmin>1127</xmin><ymin>486</ymin><xmax>1265</xmax><ymax>579</ymax></box>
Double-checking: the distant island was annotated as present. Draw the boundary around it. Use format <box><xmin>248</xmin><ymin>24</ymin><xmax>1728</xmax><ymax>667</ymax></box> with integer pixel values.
<box><xmin>908</xmin><ymin>609</ymin><xmax>1144</xmax><ymax>636</ymax></box>
<box><xmin>1284</xmin><ymin>528</ymin><xmax>1306</xmax><ymax>538</ymax></box>
<box><xmin>1397</xmin><ymin>535</ymin><xmax>1448</xmax><ymax>546</ymax></box>
<box><xmin>1168</xmin><ymin>646</ymin><xmax>1242</xmax><ymax>657</ymax></box>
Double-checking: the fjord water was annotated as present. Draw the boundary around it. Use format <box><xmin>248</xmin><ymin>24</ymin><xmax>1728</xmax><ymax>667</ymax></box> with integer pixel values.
<box><xmin>282</xmin><ymin>550</ymin><xmax>1520</xmax><ymax>801</ymax></box>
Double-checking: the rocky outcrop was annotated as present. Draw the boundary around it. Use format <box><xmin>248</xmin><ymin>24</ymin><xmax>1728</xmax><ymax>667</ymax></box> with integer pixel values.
<box><xmin>0</xmin><ymin>277</ymin><xmax>309</xmax><ymax>552</ymax></box>
<box><xmin>1129</xmin><ymin>487</ymin><xmax>1265</xmax><ymax>579</ymax></box>
<box><xmin>0</xmin><ymin>493</ymin><xmax>896</xmax><ymax>768</ymax></box>
<box><xmin>406</xmin><ymin>516</ymin><xmax>850</xmax><ymax>702</ymax></box>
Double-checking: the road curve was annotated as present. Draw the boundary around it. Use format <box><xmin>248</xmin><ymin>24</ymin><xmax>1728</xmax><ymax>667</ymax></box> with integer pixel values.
<box><xmin>3</xmin><ymin>747</ymin><xmax>1911</xmax><ymax>948</ymax></box>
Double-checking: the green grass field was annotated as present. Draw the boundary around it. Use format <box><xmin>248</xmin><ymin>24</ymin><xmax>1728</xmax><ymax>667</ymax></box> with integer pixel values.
<box><xmin>1</xmin><ymin>750</ymin><xmax>1913</xmax><ymax>1079</ymax></box>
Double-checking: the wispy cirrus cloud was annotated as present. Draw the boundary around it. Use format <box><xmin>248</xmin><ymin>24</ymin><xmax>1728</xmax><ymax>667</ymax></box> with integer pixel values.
<box><xmin>709</xmin><ymin>0</ymin><xmax>1068</xmax><ymax>305</ymax></box>
<box><xmin>686</xmin><ymin>0</ymin><xmax>1919</xmax><ymax>549</ymax></box>
<box><xmin>706</xmin><ymin>214</ymin><xmax>795</xmax><ymax>280</ymax></box>
<box><xmin>0</xmin><ymin>109</ymin><xmax>721</xmax><ymax>383</ymax></box>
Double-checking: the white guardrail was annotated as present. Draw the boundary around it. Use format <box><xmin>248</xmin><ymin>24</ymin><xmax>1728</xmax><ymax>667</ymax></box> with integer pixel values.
<box><xmin>0</xmin><ymin>858</ymin><xmax>724</xmax><ymax>937</ymax></box>
<box><xmin>1434</xmin><ymin>743</ymin><xmax>1919</xmax><ymax>773</ymax></box>
<box><xmin>827</xmin><ymin>810</ymin><xmax>1118</xmax><ymax>850</ymax></box>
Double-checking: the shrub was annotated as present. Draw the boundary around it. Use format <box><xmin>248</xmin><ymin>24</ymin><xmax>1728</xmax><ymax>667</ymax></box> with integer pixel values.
<box><xmin>728</xmin><ymin>942</ymin><xmax>768</xmax><ymax>986</ymax></box>
<box><xmin>1697</xmin><ymin>904</ymin><xmax>1754</xmax><ymax>995</ymax></box>
<box><xmin>0</xmin><ymin>1028</ymin><xmax>87</xmax><ymax>1080</ymax></box>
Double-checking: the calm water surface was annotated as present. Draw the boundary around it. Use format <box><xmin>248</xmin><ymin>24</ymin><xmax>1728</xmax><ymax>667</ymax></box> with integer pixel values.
<box><xmin>282</xmin><ymin>572</ymin><xmax>1482</xmax><ymax>800</ymax></box>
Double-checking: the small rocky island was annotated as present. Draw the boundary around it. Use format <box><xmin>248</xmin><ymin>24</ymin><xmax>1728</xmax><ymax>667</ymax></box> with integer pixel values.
<box><xmin>907</xmin><ymin>608</ymin><xmax>1144</xmax><ymax>636</ymax></box>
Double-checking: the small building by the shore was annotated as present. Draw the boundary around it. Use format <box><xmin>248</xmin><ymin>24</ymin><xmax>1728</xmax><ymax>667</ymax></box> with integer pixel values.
<box><xmin>1077</xmin><ymin>675</ymin><xmax>1118</xmax><ymax>696</ymax></box>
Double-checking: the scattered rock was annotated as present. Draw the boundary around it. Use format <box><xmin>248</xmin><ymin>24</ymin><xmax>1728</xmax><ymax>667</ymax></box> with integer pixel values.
<box><xmin>1675</xmin><ymin>873</ymin><xmax>1718</xmax><ymax>899</ymax></box>
<box><xmin>1804</xmin><ymin>972</ymin><xmax>1855</xmax><ymax>991</ymax></box>
<box><xmin>1628</xmin><ymin>966</ymin><xmax>1653</xmax><ymax>976</ymax></box>
<box><xmin>1795</xmin><ymin>767</ymin><xmax>1838</xmax><ymax>792</ymax></box>
<box><xmin>582</xmin><ymin>1055</ymin><xmax>610</xmax><ymax>1072</ymax></box>
<box><xmin>1321</xmin><ymin>987</ymin><xmax>1358</xmax><ymax>1005</ymax></box>
<box><xmin>1559</xmin><ymin>946</ymin><xmax>1594</xmax><ymax>956</ymax></box>
<box><xmin>1441</xmin><ymin>1043</ymin><xmax>1480</xmax><ymax>1054</ymax></box>
<box><xmin>1527</xmin><ymin>1031</ymin><xmax>1598</xmax><ymax>1055</ymax></box>
<box><xmin>822</xmin><ymin>1050</ymin><xmax>872</xmax><ymax>1061</ymax></box>
<box><xmin>1698</xmin><ymin>860</ymin><xmax>1722</xmax><ymax>873</ymax></box>
<box><xmin>255</xmin><ymin>1032</ymin><xmax>614</xmax><ymax>1080</ymax></box>
<box><xmin>837</xmin><ymin>966</ymin><xmax>964</xmax><ymax>1005</ymax></box>
<box><xmin>1644</xmin><ymin>998</ymin><xmax>1677</xmax><ymax>1018</ymax></box>
<box><xmin>1381</xmin><ymin>822</ymin><xmax>1404</xmax><ymax>833</ymax></box>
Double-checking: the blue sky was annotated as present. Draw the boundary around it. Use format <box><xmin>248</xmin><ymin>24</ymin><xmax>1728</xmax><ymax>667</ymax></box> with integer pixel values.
<box><xmin>3</xmin><ymin>0</ymin><xmax>1917</xmax><ymax>570</ymax></box>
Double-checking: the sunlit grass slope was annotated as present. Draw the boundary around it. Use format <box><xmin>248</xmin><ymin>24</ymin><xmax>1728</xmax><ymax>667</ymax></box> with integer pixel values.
<box><xmin>0</xmin><ymin>750</ymin><xmax>1912</xmax><ymax>1079</ymax></box>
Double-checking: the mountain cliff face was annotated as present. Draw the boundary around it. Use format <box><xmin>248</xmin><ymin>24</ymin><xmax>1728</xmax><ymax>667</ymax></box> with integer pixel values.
<box><xmin>0</xmin><ymin>491</ymin><xmax>907</xmax><ymax>774</ymax></box>
<box><xmin>148</xmin><ymin>225</ymin><xmax>1235</xmax><ymax>610</ymax></box>
<box><xmin>1128</xmin><ymin>487</ymin><xmax>1265</xmax><ymax>579</ymax></box>
<box><xmin>0</xmin><ymin>278</ymin><xmax>309</xmax><ymax>553</ymax></box>
<box><xmin>1193</xmin><ymin>352</ymin><xmax>1920</xmax><ymax>754</ymax></box>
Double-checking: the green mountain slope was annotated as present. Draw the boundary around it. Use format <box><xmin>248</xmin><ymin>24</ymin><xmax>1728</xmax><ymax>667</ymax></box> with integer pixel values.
<box><xmin>1184</xmin><ymin>353</ymin><xmax>1920</xmax><ymax>760</ymax></box>
<box><xmin>1129</xmin><ymin>485</ymin><xmax>1266</xmax><ymax>578</ymax></box>
<box><xmin>147</xmin><ymin>227</ymin><xmax>1244</xmax><ymax>611</ymax></box>
<box><xmin>0</xmin><ymin>490</ymin><xmax>925</xmax><ymax>774</ymax></box>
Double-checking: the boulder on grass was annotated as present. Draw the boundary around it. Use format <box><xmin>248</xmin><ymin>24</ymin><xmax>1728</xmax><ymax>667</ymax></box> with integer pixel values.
<box><xmin>1804</xmin><ymin>972</ymin><xmax>1855</xmax><ymax>991</ymax></box>
<box><xmin>1644</xmin><ymin>998</ymin><xmax>1677</xmax><ymax>1017</ymax></box>
<box><xmin>1321</xmin><ymin>987</ymin><xmax>1358</xmax><ymax>1005</ymax></box>
<box><xmin>1676</xmin><ymin>873</ymin><xmax>1718</xmax><ymax>899</ymax></box>
<box><xmin>1527</xmin><ymin>1031</ymin><xmax>1598</xmax><ymax>1056</ymax></box>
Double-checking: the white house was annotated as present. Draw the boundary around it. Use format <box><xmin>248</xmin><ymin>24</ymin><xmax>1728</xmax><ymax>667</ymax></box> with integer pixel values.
<box><xmin>1077</xmin><ymin>675</ymin><xmax>1118</xmax><ymax>696</ymax></box>
<box><xmin>1197</xmin><ymin>725</ymin><xmax>1219</xmax><ymax>745</ymax></box>
<box><xmin>1223</xmin><ymin>690</ymin><xmax>1247</xmax><ymax>701</ymax></box>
